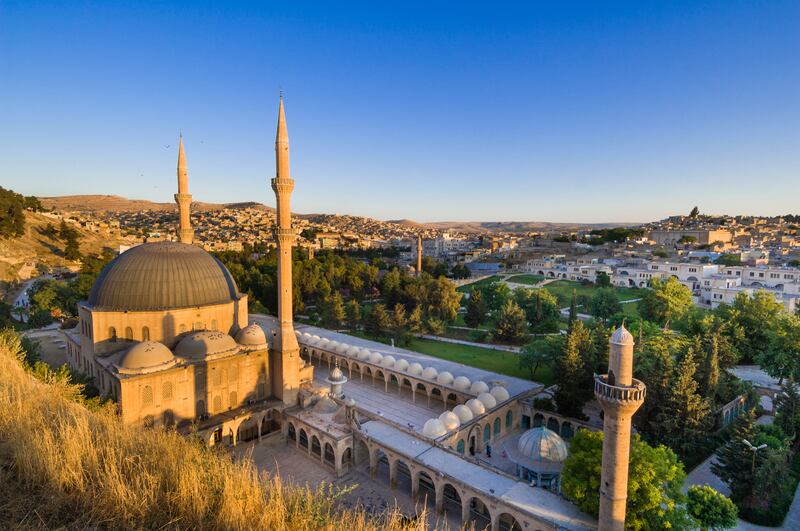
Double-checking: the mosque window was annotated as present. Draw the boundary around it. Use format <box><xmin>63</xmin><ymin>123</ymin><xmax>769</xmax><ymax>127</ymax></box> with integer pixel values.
<box><xmin>213</xmin><ymin>396</ymin><xmax>222</xmax><ymax>412</ymax></box>
<box><xmin>125</xmin><ymin>327</ymin><xmax>133</xmax><ymax>340</ymax></box>
<box><xmin>142</xmin><ymin>326</ymin><xmax>150</xmax><ymax>341</ymax></box>
<box><xmin>228</xmin><ymin>391</ymin><xmax>237</xmax><ymax>408</ymax></box>
<box><xmin>162</xmin><ymin>381</ymin><xmax>173</xmax><ymax>401</ymax></box>
<box><xmin>506</xmin><ymin>410</ymin><xmax>513</xmax><ymax>430</ymax></box>
<box><xmin>494</xmin><ymin>417</ymin><xmax>501</xmax><ymax>436</ymax></box>
<box><xmin>142</xmin><ymin>385</ymin><xmax>153</xmax><ymax>406</ymax></box>
<box><xmin>193</xmin><ymin>321</ymin><xmax>204</xmax><ymax>331</ymax></box>
<box><xmin>109</xmin><ymin>327</ymin><xmax>117</xmax><ymax>342</ymax></box>
<box><xmin>457</xmin><ymin>440</ymin><xmax>465</xmax><ymax>454</ymax></box>
<box><xmin>483</xmin><ymin>424</ymin><xmax>491</xmax><ymax>443</ymax></box>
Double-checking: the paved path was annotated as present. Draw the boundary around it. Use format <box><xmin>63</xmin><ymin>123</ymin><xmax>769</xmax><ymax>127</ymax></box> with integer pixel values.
<box><xmin>418</xmin><ymin>334</ymin><xmax>522</xmax><ymax>353</ymax></box>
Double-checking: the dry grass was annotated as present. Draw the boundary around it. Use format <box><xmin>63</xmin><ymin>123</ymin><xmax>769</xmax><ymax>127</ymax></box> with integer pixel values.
<box><xmin>0</xmin><ymin>331</ymin><xmax>422</xmax><ymax>530</ymax></box>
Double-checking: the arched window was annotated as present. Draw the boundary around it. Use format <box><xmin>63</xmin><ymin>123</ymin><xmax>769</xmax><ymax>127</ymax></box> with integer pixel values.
<box><xmin>142</xmin><ymin>385</ymin><xmax>153</xmax><ymax>406</ymax></box>
<box><xmin>229</xmin><ymin>365</ymin><xmax>238</xmax><ymax>383</ymax></box>
<box><xmin>162</xmin><ymin>381</ymin><xmax>173</xmax><ymax>401</ymax></box>
<box><xmin>124</xmin><ymin>327</ymin><xmax>133</xmax><ymax>340</ymax></box>
<box><xmin>456</xmin><ymin>439</ymin><xmax>465</xmax><ymax>454</ymax></box>
<box><xmin>505</xmin><ymin>410</ymin><xmax>513</xmax><ymax>430</ymax></box>
<box><xmin>213</xmin><ymin>395</ymin><xmax>222</xmax><ymax>412</ymax></box>
<box><xmin>179</xmin><ymin>324</ymin><xmax>186</xmax><ymax>334</ymax></box>
<box><xmin>211</xmin><ymin>320</ymin><xmax>218</xmax><ymax>331</ymax></box>
<box><xmin>142</xmin><ymin>326</ymin><xmax>150</xmax><ymax>341</ymax></box>
<box><xmin>483</xmin><ymin>423</ymin><xmax>491</xmax><ymax>443</ymax></box>
<box><xmin>109</xmin><ymin>327</ymin><xmax>117</xmax><ymax>342</ymax></box>
<box><xmin>228</xmin><ymin>391</ymin><xmax>238</xmax><ymax>408</ymax></box>
<box><xmin>494</xmin><ymin>417</ymin><xmax>501</xmax><ymax>436</ymax></box>
<box><xmin>213</xmin><ymin>369</ymin><xmax>222</xmax><ymax>386</ymax></box>
<box><xmin>193</xmin><ymin>321</ymin><xmax>203</xmax><ymax>331</ymax></box>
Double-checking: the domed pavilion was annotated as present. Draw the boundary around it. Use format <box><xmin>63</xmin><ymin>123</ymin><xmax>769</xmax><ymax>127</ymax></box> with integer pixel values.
<box><xmin>504</xmin><ymin>427</ymin><xmax>569</xmax><ymax>491</ymax></box>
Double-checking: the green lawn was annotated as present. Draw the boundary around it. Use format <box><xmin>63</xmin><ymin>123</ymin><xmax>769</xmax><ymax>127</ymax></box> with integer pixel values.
<box><xmin>541</xmin><ymin>280</ymin><xmax>644</xmax><ymax>307</ymax></box>
<box><xmin>405</xmin><ymin>337</ymin><xmax>554</xmax><ymax>386</ymax></box>
<box><xmin>506</xmin><ymin>274</ymin><xmax>546</xmax><ymax>285</ymax></box>
<box><xmin>456</xmin><ymin>275</ymin><xmax>501</xmax><ymax>293</ymax></box>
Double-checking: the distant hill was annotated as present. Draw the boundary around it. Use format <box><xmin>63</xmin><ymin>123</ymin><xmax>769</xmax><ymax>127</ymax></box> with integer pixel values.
<box><xmin>386</xmin><ymin>219</ymin><xmax>425</xmax><ymax>228</ymax></box>
<box><xmin>423</xmin><ymin>220</ymin><xmax>639</xmax><ymax>233</ymax></box>
<box><xmin>39</xmin><ymin>195</ymin><xmax>274</xmax><ymax>213</ymax></box>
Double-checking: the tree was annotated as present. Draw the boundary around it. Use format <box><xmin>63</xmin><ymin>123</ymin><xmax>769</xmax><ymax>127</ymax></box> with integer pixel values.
<box><xmin>516</xmin><ymin>288</ymin><xmax>560</xmax><ymax>333</ymax></box>
<box><xmin>63</xmin><ymin>230</ymin><xmax>82</xmax><ymax>261</ymax></box>
<box><xmin>492</xmin><ymin>299</ymin><xmax>528</xmax><ymax>344</ymax></box>
<box><xmin>0</xmin><ymin>186</ymin><xmax>27</xmax><ymax>238</ymax></box>
<box><xmin>690</xmin><ymin>206</ymin><xmax>700</xmax><ymax>218</ymax></box>
<box><xmin>407</xmin><ymin>305</ymin><xmax>424</xmax><ymax>334</ymax></box>
<box><xmin>554</xmin><ymin>322</ymin><xmax>593</xmax><ymax>417</ymax></box>
<box><xmin>426</xmin><ymin>276</ymin><xmax>461</xmax><ymax>323</ymax></box>
<box><xmin>686</xmin><ymin>485</ymin><xmax>738</xmax><ymax>531</ymax></box>
<box><xmin>721</xmin><ymin>291</ymin><xmax>783</xmax><ymax>364</ymax></box>
<box><xmin>518</xmin><ymin>337</ymin><xmax>561</xmax><ymax>379</ymax></box>
<box><xmin>590</xmin><ymin>288</ymin><xmax>622</xmax><ymax>321</ymax></box>
<box><xmin>758</xmin><ymin>313</ymin><xmax>800</xmax><ymax>382</ymax></box>
<box><xmin>655</xmin><ymin>351</ymin><xmax>711</xmax><ymax>459</ymax></box>
<box><xmin>365</xmin><ymin>303</ymin><xmax>391</xmax><ymax>337</ymax></box>
<box><xmin>595</xmin><ymin>271</ymin><xmax>611</xmax><ymax>288</ymax></box>
<box><xmin>639</xmin><ymin>277</ymin><xmax>693</xmax><ymax>327</ymax></box>
<box><xmin>562</xmin><ymin>430</ymin><xmax>688</xmax><ymax>530</ymax></box>
<box><xmin>464</xmin><ymin>290</ymin><xmax>488</xmax><ymax>328</ymax></box>
<box><xmin>451</xmin><ymin>263</ymin><xmax>470</xmax><ymax>279</ymax></box>
<box><xmin>320</xmin><ymin>292</ymin><xmax>345</xmax><ymax>327</ymax></box>
<box><xmin>345</xmin><ymin>299</ymin><xmax>361</xmax><ymax>330</ymax></box>
<box><xmin>711</xmin><ymin>409</ymin><xmax>759</xmax><ymax>502</ymax></box>
<box><xmin>391</xmin><ymin>303</ymin><xmax>409</xmax><ymax>345</ymax></box>
<box><xmin>568</xmin><ymin>288</ymin><xmax>578</xmax><ymax>328</ymax></box>
<box><xmin>774</xmin><ymin>378</ymin><xmax>800</xmax><ymax>440</ymax></box>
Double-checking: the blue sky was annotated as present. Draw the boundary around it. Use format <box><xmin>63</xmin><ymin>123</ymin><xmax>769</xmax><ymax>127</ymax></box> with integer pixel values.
<box><xmin>1</xmin><ymin>1</ymin><xmax>798</xmax><ymax>223</ymax></box>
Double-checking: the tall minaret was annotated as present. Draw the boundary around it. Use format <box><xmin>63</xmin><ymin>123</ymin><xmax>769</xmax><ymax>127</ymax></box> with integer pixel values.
<box><xmin>174</xmin><ymin>135</ymin><xmax>194</xmax><ymax>244</ymax></box>
<box><xmin>270</xmin><ymin>96</ymin><xmax>303</xmax><ymax>405</ymax></box>
<box><xmin>416</xmin><ymin>234</ymin><xmax>423</xmax><ymax>276</ymax></box>
<box><xmin>595</xmin><ymin>326</ymin><xmax>646</xmax><ymax>531</ymax></box>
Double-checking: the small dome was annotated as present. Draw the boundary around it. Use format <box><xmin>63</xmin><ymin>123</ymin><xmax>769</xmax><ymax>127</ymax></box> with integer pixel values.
<box><xmin>466</xmin><ymin>398</ymin><xmax>486</xmax><ymax>416</ymax></box>
<box><xmin>477</xmin><ymin>392</ymin><xmax>497</xmax><ymax>409</ymax></box>
<box><xmin>311</xmin><ymin>334</ymin><xmax>321</xmax><ymax>341</ymax></box>
<box><xmin>345</xmin><ymin>398</ymin><xmax>356</xmax><ymax>407</ymax></box>
<box><xmin>358</xmin><ymin>348</ymin><xmax>371</xmax><ymax>361</ymax></box>
<box><xmin>235</xmin><ymin>324</ymin><xmax>267</xmax><ymax>347</ymax></box>
<box><xmin>328</xmin><ymin>340</ymin><xmax>340</xmax><ymax>351</ymax></box>
<box><xmin>302</xmin><ymin>332</ymin><xmax>312</xmax><ymax>339</ymax></box>
<box><xmin>336</xmin><ymin>343</ymin><xmax>350</xmax><ymax>354</ymax></box>
<box><xmin>294</xmin><ymin>330</ymin><xmax>301</xmax><ymax>337</ymax></box>
<box><xmin>422</xmin><ymin>366</ymin><xmax>439</xmax><ymax>380</ymax></box>
<box><xmin>395</xmin><ymin>359</ymin><xmax>409</xmax><ymax>371</ymax></box>
<box><xmin>117</xmin><ymin>341</ymin><xmax>175</xmax><ymax>374</ymax></box>
<box><xmin>422</xmin><ymin>418</ymin><xmax>447</xmax><ymax>439</ymax></box>
<box><xmin>369</xmin><ymin>352</ymin><xmax>384</xmax><ymax>364</ymax></box>
<box><xmin>329</xmin><ymin>366</ymin><xmax>347</xmax><ymax>383</ymax></box>
<box><xmin>453</xmin><ymin>376</ymin><xmax>471</xmax><ymax>391</ymax></box>
<box><xmin>611</xmin><ymin>325</ymin><xmax>634</xmax><ymax>345</ymax></box>
<box><xmin>312</xmin><ymin>396</ymin><xmax>340</xmax><ymax>415</ymax></box>
<box><xmin>470</xmin><ymin>381</ymin><xmax>489</xmax><ymax>395</ymax></box>
<box><xmin>452</xmin><ymin>404</ymin><xmax>474</xmax><ymax>423</ymax></box>
<box><xmin>175</xmin><ymin>331</ymin><xmax>238</xmax><ymax>360</ymax></box>
<box><xmin>408</xmin><ymin>362</ymin><xmax>424</xmax><ymax>376</ymax></box>
<box><xmin>381</xmin><ymin>355</ymin><xmax>396</xmax><ymax>368</ymax></box>
<box><xmin>439</xmin><ymin>411</ymin><xmax>461</xmax><ymax>431</ymax></box>
<box><xmin>490</xmin><ymin>386</ymin><xmax>510</xmax><ymax>402</ymax></box>
<box><xmin>437</xmin><ymin>371</ymin><xmax>454</xmax><ymax>385</ymax></box>
<box><xmin>346</xmin><ymin>346</ymin><xmax>361</xmax><ymax>357</ymax></box>
<box><xmin>517</xmin><ymin>427</ymin><xmax>569</xmax><ymax>463</ymax></box>
<box><xmin>318</xmin><ymin>338</ymin><xmax>331</xmax><ymax>348</ymax></box>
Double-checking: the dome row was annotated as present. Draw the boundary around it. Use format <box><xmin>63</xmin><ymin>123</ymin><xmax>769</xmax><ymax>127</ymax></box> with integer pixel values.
<box><xmin>297</xmin><ymin>332</ymin><xmax>508</xmax><ymax>398</ymax></box>
<box><xmin>420</xmin><ymin>385</ymin><xmax>511</xmax><ymax>439</ymax></box>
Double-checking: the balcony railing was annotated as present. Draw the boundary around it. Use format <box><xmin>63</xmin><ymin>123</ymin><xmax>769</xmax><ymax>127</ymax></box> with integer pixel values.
<box><xmin>594</xmin><ymin>376</ymin><xmax>646</xmax><ymax>402</ymax></box>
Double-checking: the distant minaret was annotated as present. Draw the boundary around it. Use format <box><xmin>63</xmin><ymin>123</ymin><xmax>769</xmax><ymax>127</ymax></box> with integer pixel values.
<box><xmin>270</xmin><ymin>96</ymin><xmax>303</xmax><ymax>405</ymax></box>
<box><xmin>595</xmin><ymin>326</ymin><xmax>646</xmax><ymax>531</ymax></box>
<box><xmin>174</xmin><ymin>135</ymin><xmax>194</xmax><ymax>244</ymax></box>
<box><xmin>416</xmin><ymin>234</ymin><xmax>423</xmax><ymax>276</ymax></box>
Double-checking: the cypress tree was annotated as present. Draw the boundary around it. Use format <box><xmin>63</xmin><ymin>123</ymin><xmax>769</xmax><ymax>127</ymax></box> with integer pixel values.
<box><xmin>568</xmin><ymin>288</ymin><xmax>577</xmax><ymax>329</ymax></box>
<box><xmin>712</xmin><ymin>409</ymin><xmax>759</xmax><ymax>502</ymax></box>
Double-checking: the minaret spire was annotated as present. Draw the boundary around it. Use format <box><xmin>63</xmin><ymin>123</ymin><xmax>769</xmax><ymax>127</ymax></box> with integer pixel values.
<box><xmin>174</xmin><ymin>135</ymin><xmax>194</xmax><ymax>244</ymax></box>
<box><xmin>270</xmin><ymin>95</ymin><xmax>303</xmax><ymax>405</ymax></box>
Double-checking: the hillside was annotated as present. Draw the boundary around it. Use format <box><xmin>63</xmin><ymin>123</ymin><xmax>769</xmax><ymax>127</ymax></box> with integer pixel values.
<box><xmin>424</xmin><ymin>220</ymin><xmax>639</xmax><ymax>233</ymax></box>
<box><xmin>40</xmin><ymin>195</ymin><xmax>274</xmax><ymax>214</ymax></box>
<box><xmin>0</xmin><ymin>331</ymin><xmax>410</xmax><ymax>530</ymax></box>
<box><xmin>0</xmin><ymin>210</ymin><xmax>135</xmax><ymax>282</ymax></box>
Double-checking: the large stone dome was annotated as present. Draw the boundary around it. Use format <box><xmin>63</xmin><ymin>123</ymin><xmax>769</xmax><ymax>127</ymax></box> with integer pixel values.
<box><xmin>88</xmin><ymin>242</ymin><xmax>239</xmax><ymax>311</ymax></box>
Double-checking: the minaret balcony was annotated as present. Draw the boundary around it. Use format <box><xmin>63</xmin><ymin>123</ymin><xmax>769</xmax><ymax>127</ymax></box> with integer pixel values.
<box><xmin>594</xmin><ymin>376</ymin><xmax>646</xmax><ymax>404</ymax></box>
<box><xmin>271</xmin><ymin>177</ymin><xmax>295</xmax><ymax>193</ymax></box>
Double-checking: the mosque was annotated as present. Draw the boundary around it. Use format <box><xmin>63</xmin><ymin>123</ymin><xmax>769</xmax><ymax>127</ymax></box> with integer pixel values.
<box><xmin>64</xmin><ymin>98</ymin><xmax>644</xmax><ymax>531</ymax></box>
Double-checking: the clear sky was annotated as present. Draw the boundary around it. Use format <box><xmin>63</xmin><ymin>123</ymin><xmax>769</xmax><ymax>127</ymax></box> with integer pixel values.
<box><xmin>1</xmin><ymin>1</ymin><xmax>798</xmax><ymax>223</ymax></box>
